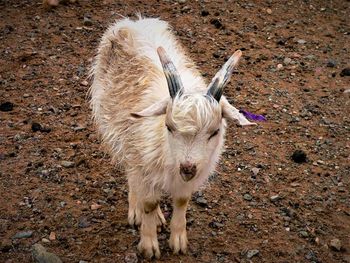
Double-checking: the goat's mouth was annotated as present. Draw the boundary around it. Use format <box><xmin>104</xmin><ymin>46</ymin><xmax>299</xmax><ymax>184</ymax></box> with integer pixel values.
<box><xmin>180</xmin><ymin>170</ymin><xmax>196</xmax><ymax>182</ymax></box>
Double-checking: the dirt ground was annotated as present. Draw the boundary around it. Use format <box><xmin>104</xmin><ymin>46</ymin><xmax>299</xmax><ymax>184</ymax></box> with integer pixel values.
<box><xmin>0</xmin><ymin>0</ymin><xmax>349</xmax><ymax>262</ymax></box>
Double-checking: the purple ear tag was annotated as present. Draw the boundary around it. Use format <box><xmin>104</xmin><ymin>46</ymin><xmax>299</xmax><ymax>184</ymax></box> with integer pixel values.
<box><xmin>239</xmin><ymin>109</ymin><xmax>267</xmax><ymax>121</ymax></box>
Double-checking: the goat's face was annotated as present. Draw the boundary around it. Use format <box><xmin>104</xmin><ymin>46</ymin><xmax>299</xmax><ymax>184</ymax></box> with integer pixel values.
<box><xmin>164</xmin><ymin>94</ymin><xmax>224</xmax><ymax>181</ymax></box>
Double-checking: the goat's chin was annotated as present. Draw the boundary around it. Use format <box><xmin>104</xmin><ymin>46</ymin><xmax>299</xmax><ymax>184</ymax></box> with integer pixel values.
<box><xmin>180</xmin><ymin>171</ymin><xmax>196</xmax><ymax>182</ymax></box>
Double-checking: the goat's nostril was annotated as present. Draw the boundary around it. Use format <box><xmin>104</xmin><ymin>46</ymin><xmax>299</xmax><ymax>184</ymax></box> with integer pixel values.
<box><xmin>180</xmin><ymin>163</ymin><xmax>197</xmax><ymax>180</ymax></box>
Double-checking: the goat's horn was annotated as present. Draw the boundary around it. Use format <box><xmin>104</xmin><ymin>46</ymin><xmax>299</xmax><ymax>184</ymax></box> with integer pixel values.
<box><xmin>207</xmin><ymin>50</ymin><xmax>242</xmax><ymax>102</ymax></box>
<box><xmin>157</xmin><ymin>47</ymin><xmax>184</xmax><ymax>99</ymax></box>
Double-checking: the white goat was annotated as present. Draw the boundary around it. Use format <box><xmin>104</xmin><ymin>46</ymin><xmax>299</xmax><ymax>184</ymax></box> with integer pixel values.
<box><xmin>90</xmin><ymin>17</ymin><xmax>255</xmax><ymax>258</ymax></box>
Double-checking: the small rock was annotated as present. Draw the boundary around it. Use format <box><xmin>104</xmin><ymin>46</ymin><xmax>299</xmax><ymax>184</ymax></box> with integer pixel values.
<box><xmin>83</xmin><ymin>17</ymin><xmax>93</xmax><ymax>26</ymax></box>
<box><xmin>277</xmin><ymin>64</ymin><xmax>283</xmax><ymax>70</ymax></box>
<box><xmin>42</xmin><ymin>238</ymin><xmax>50</xmax><ymax>243</ymax></box>
<box><xmin>209</xmin><ymin>221</ymin><xmax>224</xmax><ymax>228</ymax></box>
<box><xmin>291</xmin><ymin>150</ymin><xmax>307</xmax><ymax>163</ymax></box>
<box><xmin>31</xmin><ymin>122</ymin><xmax>51</xmax><ymax>133</ymax></box>
<box><xmin>270</xmin><ymin>195</ymin><xmax>280</xmax><ymax>202</ymax></box>
<box><xmin>12</xmin><ymin>231</ymin><xmax>33</xmax><ymax>239</ymax></box>
<box><xmin>305</xmin><ymin>250</ymin><xmax>318</xmax><ymax>261</ymax></box>
<box><xmin>49</xmin><ymin>232</ymin><xmax>56</xmax><ymax>241</ymax></box>
<box><xmin>340</xmin><ymin>68</ymin><xmax>350</xmax><ymax>77</ymax></box>
<box><xmin>32</xmin><ymin>243</ymin><xmax>62</xmax><ymax>263</ymax></box>
<box><xmin>251</xmin><ymin>167</ymin><xmax>260</xmax><ymax>176</ymax></box>
<box><xmin>201</xmin><ymin>10</ymin><xmax>209</xmax><ymax>16</ymax></box>
<box><xmin>210</xmin><ymin>18</ymin><xmax>224</xmax><ymax>29</ymax></box>
<box><xmin>90</xmin><ymin>203</ymin><xmax>101</xmax><ymax>210</ymax></box>
<box><xmin>124</xmin><ymin>252</ymin><xmax>138</xmax><ymax>263</ymax></box>
<box><xmin>297</xmin><ymin>39</ymin><xmax>306</xmax><ymax>44</ymax></box>
<box><xmin>177</xmin><ymin>0</ymin><xmax>186</xmax><ymax>3</ymax></box>
<box><xmin>300</xmin><ymin>230</ymin><xmax>309</xmax><ymax>238</ymax></box>
<box><xmin>247</xmin><ymin>249</ymin><xmax>259</xmax><ymax>259</ymax></box>
<box><xmin>78</xmin><ymin>217</ymin><xmax>90</xmax><ymax>228</ymax></box>
<box><xmin>243</xmin><ymin>193</ymin><xmax>253</xmax><ymax>201</ymax></box>
<box><xmin>330</xmin><ymin>238</ymin><xmax>342</xmax><ymax>251</ymax></box>
<box><xmin>81</xmin><ymin>80</ymin><xmax>89</xmax><ymax>86</ymax></box>
<box><xmin>326</xmin><ymin>60</ymin><xmax>337</xmax><ymax>68</ymax></box>
<box><xmin>283</xmin><ymin>57</ymin><xmax>292</xmax><ymax>65</ymax></box>
<box><xmin>23</xmin><ymin>94</ymin><xmax>30</xmax><ymax>98</ymax></box>
<box><xmin>0</xmin><ymin>102</ymin><xmax>14</xmax><ymax>112</ymax></box>
<box><xmin>61</xmin><ymin>161</ymin><xmax>75</xmax><ymax>168</ymax></box>
<box><xmin>266</xmin><ymin>8</ymin><xmax>272</xmax><ymax>14</ymax></box>
<box><xmin>195</xmin><ymin>197</ymin><xmax>208</xmax><ymax>207</ymax></box>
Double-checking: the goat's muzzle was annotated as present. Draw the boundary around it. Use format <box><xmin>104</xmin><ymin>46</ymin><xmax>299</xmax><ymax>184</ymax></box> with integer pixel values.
<box><xmin>180</xmin><ymin>162</ymin><xmax>197</xmax><ymax>182</ymax></box>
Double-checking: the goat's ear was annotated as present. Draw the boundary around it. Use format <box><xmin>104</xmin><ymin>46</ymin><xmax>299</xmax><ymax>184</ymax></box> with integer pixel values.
<box><xmin>130</xmin><ymin>99</ymin><xmax>168</xmax><ymax>118</ymax></box>
<box><xmin>221</xmin><ymin>98</ymin><xmax>256</xmax><ymax>126</ymax></box>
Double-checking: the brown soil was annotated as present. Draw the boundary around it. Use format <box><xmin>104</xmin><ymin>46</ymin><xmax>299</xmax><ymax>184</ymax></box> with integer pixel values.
<box><xmin>1</xmin><ymin>1</ymin><xmax>349</xmax><ymax>262</ymax></box>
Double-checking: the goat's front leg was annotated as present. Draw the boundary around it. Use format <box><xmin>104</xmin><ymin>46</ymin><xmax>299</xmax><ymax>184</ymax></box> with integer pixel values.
<box><xmin>169</xmin><ymin>196</ymin><xmax>190</xmax><ymax>254</ymax></box>
<box><xmin>138</xmin><ymin>198</ymin><xmax>162</xmax><ymax>258</ymax></box>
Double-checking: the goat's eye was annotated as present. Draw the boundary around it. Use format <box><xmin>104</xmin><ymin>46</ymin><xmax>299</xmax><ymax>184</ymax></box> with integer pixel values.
<box><xmin>166</xmin><ymin>124</ymin><xmax>173</xmax><ymax>133</ymax></box>
<box><xmin>209</xmin><ymin>129</ymin><xmax>220</xmax><ymax>140</ymax></box>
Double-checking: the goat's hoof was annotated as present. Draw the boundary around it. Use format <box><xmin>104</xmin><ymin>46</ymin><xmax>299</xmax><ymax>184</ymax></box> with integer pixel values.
<box><xmin>138</xmin><ymin>237</ymin><xmax>160</xmax><ymax>259</ymax></box>
<box><xmin>169</xmin><ymin>230</ymin><xmax>188</xmax><ymax>254</ymax></box>
<box><xmin>128</xmin><ymin>208</ymin><xmax>142</xmax><ymax>227</ymax></box>
<box><xmin>156</xmin><ymin>206</ymin><xmax>166</xmax><ymax>227</ymax></box>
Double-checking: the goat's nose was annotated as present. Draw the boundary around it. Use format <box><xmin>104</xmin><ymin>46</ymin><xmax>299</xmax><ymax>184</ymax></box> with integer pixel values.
<box><xmin>180</xmin><ymin>162</ymin><xmax>197</xmax><ymax>182</ymax></box>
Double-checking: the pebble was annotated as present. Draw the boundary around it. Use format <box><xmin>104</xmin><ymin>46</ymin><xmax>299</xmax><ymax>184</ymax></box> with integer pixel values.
<box><xmin>270</xmin><ymin>195</ymin><xmax>280</xmax><ymax>202</ymax></box>
<box><xmin>300</xmin><ymin>230</ymin><xmax>309</xmax><ymax>238</ymax></box>
<box><xmin>23</xmin><ymin>93</ymin><xmax>30</xmax><ymax>98</ymax></box>
<box><xmin>210</xmin><ymin>18</ymin><xmax>224</xmax><ymax>29</ymax></box>
<box><xmin>195</xmin><ymin>197</ymin><xmax>208</xmax><ymax>207</ymax></box>
<box><xmin>266</xmin><ymin>8</ymin><xmax>272</xmax><ymax>14</ymax></box>
<box><xmin>42</xmin><ymin>238</ymin><xmax>50</xmax><ymax>243</ymax></box>
<box><xmin>31</xmin><ymin>122</ymin><xmax>42</xmax><ymax>132</ymax></box>
<box><xmin>49</xmin><ymin>232</ymin><xmax>56</xmax><ymax>241</ymax></box>
<box><xmin>32</xmin><ymin>244</ymin><xmax>62</xmax><ymax>263</ymax></box>
<box><xmin>297</xmin><ymin>39</ymin><xmax>306</xmax><ymax>44</ymax></box>
<box><xmin>79</xmin><ymin>261</ymin><xmax>88</xmax><ymax>263</ymax></box>
<box><xmin>330</xmin><ymin>238</ymin><xmax>342</xmax><ymax>251</ymax></box>
<box><xmin>124</xmin><ymin>252</ymin><xmax>138</xmax><ymax>263</ymax></box>
<box><xmin>81</xmin><ymin>80</ymin><xmax>89</xmax><ymax>86</ymax></box>
<box><xmin>277</xmin><ymin>64</ymin><xmax>283</xmax><ymax>70</ymax></box>
<box><xmin>283</xmin><ymin>57</ymin><xmax>292</xmax><ymax>65</ymax></box>
<box><xmin>31</xmin><ymin>122</ymin><xmax>51</xmax><ymax>133</ymax></box>
<box><xmin>0</xmin><ymin>102</ymin><xmax>14</xmax><ymax>112</ymax></box>
<box><xmin>90</xmin><ymin>203</ymin><xmax>101</xmax><ymax>210</ymax></box>
<box><xmin>291</xmin><ymin>150</ymin><xmax>307</xmax><ymax>163</ymax></box>
<box><xmin>246</xmin><ymin>249</ymin><xmax>259</xmax><ymax>259</ymax></box>
<box><xmin>12</xmin><ymin>231</ymin><xmax>33</xmax><ymax>239</ymax></box>
<box><xmin>78</xmin><ymin>217</ymin><xmax>90</xmax><ymax>228</ymax></box>
<box><xmin>251</xmin><ymin>167</ymin><xmax>260</xmax><ymax>176</ymax></box>
<box><xmin>243</xmin><ymin>193</ymin><xmax>253</xmax><ymax>201</ymax></box>
<box><xmin>340</xmin><ymin>68</ymin><xmax>350</xmax><ymax>77</ymax></box>
<box><xmin>326</xmin><ymin>60</ymin><xmax>337</xmax><ymax>68</ymax></box>
<box><xmin>61</xmin><ymin>161</ymin><xmax>75</xmax><ymax>168</ymax></box>
<box><xmin>83</xmin><ymin>17</ymin><xmax>93</xmax><ymax>26</ymax></box>
<box><xmin>201</xmin><ymin>10</ymin><xmax>209</xmax><ymax>16</ymax></box>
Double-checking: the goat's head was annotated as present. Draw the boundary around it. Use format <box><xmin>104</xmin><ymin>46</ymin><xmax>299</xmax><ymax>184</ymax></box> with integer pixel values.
<box><xmin>132</xmin><ymin>47</ymin><xmax>255</xmax><ymax>182</ymax></box>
